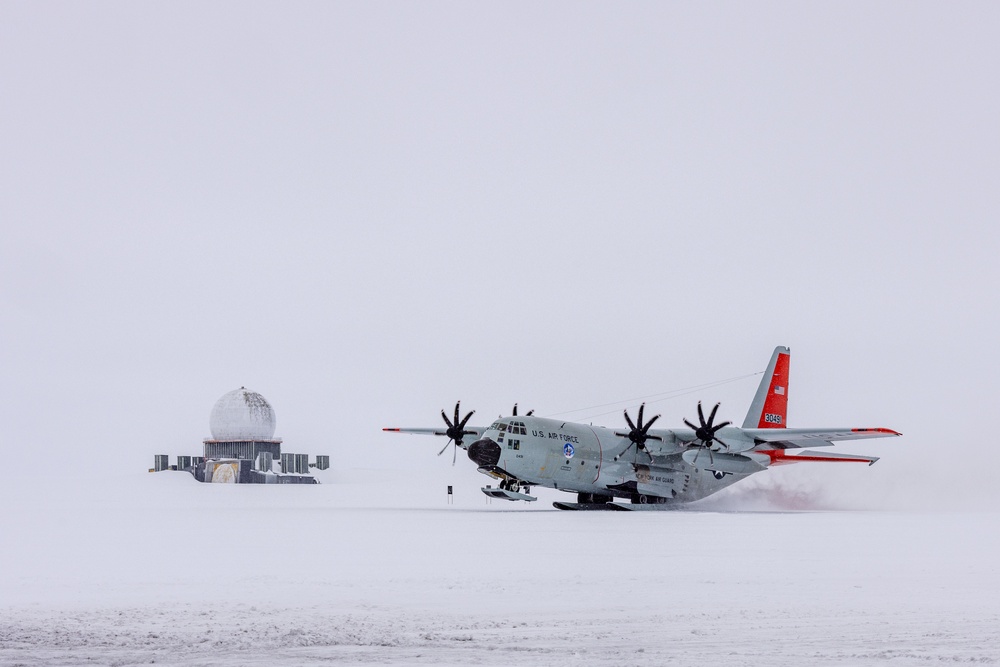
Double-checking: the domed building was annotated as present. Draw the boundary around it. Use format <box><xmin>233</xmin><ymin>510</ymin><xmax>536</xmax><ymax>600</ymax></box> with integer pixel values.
<box><xmin>151</xmin><ymin>386</ymin><xmax>328</xmax><ymax>483</ymax></box>
<box><xmin>203</xmin><ymin>387</ymin><xmax>283</xmax><ymax>461</ymax></box>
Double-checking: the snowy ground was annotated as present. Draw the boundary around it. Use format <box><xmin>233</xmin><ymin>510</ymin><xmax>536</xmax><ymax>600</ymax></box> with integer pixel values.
<box><xmin>1</xmin><ymin>471</ymin><xmax>998</xmax><ymax>666</ymax></box>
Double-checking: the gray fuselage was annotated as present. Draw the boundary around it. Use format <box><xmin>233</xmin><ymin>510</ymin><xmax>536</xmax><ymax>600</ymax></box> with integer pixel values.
<box><xmin>473</xmin><ymin>415</ymin><xmax>749</xmax><ymax>503</ymax></box>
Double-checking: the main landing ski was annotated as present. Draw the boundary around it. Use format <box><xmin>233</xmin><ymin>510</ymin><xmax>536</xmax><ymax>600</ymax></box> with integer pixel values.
<box><xmin>553</xmin><ymin>501</ymin><xmax>679</xmax><ymax>511</ymax></box>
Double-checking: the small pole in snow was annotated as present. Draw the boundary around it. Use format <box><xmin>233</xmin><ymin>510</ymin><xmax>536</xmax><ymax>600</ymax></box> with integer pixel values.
<box><xmin>447</xmin><ymin>485</ymin><xmax>453</xmax><ymax>504</ymax></box>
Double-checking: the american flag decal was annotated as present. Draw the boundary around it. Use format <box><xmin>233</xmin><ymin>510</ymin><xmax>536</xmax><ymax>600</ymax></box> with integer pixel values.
<box><xmin>774</xmin><ymin>386</ymin><xmax>785</xmax><ymax>395</ymax></box>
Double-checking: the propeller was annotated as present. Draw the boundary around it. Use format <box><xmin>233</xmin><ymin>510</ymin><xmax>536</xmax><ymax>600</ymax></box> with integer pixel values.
<box><xmin>682</xmin><ymin>401</ymin><xmax>731</xmax><ymax>464</ymax></box>
<box><xmin>614</xmin><ymin>403</ymin><xmax>662</xmax><ymax>460</ymax></box>
<box><xmin>438</xmin><ymin>401</ymin><xmax>476</xmax><ymax>465</ymax></box>
<box><xmin>512</xmin><ymin>403</ymin><xmax>534</xmax><ymax>417</ymax></box>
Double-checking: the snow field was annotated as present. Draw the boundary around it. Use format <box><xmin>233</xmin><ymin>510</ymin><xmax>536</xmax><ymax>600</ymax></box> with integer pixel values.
<box><xmin>1</xmin><ymin>473</ymin><xmax>997</xmax><ymax>665</ymax></box>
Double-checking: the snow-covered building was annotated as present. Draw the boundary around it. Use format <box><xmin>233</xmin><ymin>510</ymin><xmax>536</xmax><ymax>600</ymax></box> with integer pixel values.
<box><xmin>203</xmin><ymin>387</ymin><xmax>283</xmax><ymax>461</ymax></box>
<box><xmin>151</xmin><ymin>387</ymin><xmax>328</xmax><ymax>484</ymax></box>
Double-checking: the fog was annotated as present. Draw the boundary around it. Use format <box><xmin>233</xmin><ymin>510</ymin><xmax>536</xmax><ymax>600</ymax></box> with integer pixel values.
<box><xmin>2</xmin><ymin>2</ymin><xmax>998</xmax><ymax>508</ymax></box>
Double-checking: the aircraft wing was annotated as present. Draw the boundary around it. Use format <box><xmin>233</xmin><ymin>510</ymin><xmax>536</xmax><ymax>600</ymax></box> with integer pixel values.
<box><xmin>383</xmin><ymin>426</ymin><xmax>487</xmax><ymax>439</ymax></box>
<box><xmin>744</xmin><ymin>427</ymin><xmax>901</xmax><ymax>449</ymax></box>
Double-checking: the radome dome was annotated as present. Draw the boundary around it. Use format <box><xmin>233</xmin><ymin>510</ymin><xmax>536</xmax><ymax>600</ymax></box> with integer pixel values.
<box><xmin>209</xmin><ymin>387</ymin><xmax>277</xmax><ymax>441</ymax></box>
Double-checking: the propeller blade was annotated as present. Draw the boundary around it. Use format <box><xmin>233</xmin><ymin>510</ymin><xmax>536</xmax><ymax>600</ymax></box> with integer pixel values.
<box><xmin>683</xmin><ymin>418</ymin><xmax>698</xmax><ymax>431</ymax></box>
<box><xmin>454</xmin><ymin>402</ymin><xmax>461</xmax><ymax>429</ymax></box>
<box><xmin>707</xmin><ymin>402</ymin><xmax>720</xmax><ymax>427</ymax></box>
<box><xmin>642</xmin><ymin>413</ymin><xmax>660</xmax><ymax>433</ymax></box>
<box><xmin>441</xmin><ymin>409</ymin><xmax>454</xmax><ymax>429</ymax></box>
<box><xmin>697</xmin><ymin>401</ymin><xmax>705</xmax><ymax>426</ymax></box>
<box><xmin>624</xmin><ymin>409</ymin><xmax>637</xmax><ymax>432</ymax></box>
<box><xmin>459</xmin><ymin>409</ymin><xmax>475</xmax><ymax>429</ymax></box>
<box><xmin>712</xmin><ymin>438</ymin><xmax>732</xmax><ymax>452</ymax></box>
<box><xmin>438</xmin><ymin>439</ymin><xmax>453</xmax><ymax>456</ymax></box>
<box><xmin>711</xmin><ymin>420</ymin><xmax>731</xmax><ymax>433</ymax></box>
<box><xmin>637</xmin><ymin>403</ymin><xmax>646</xmax><ymax>428</ymax></box>
<box><xmin>512</xmin><ymin>404</ymin><xmax>518</xmax><ymax>416</ymax></box>
<box><xmin>526</xmin><ymin>409</ymin><xmax>534</xmax><ymax>416</ymax></box>
<box><xmin>452</xmin><ymin>441</ymin><xmax>457</xmax><ymax>465</ymax></box>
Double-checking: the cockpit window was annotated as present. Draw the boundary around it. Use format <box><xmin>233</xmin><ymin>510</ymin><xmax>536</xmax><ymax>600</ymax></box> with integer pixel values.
<box><xmin>508</xmin><ymin>421</ymin><xmax>527</xmax><ymax>435</ymax></box>
<box><xmin>498</xmin><ymin>423</ymin><xmax>508</xmax><ymax>432</ymax></box>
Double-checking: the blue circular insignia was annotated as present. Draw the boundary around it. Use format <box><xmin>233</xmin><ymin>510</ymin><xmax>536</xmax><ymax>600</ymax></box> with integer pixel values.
<box><xmin>564</xmin><ymin>443</ymin><xmax>575</xmax><ymax>458</ymax></box>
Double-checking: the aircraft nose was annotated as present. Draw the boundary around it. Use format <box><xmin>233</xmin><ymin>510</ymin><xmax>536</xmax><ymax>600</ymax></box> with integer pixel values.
<box><xmin>467</xmin><ymin>438</ymin><xmax>501</xmax><ymax>467</ymax></box>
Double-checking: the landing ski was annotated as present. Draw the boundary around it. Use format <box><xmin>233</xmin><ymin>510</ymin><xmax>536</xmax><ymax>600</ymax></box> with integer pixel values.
<box><xmin>552</xmin><ymin>502</ymin><xmax>621</xmax><ymax>511</ymax></box>
<box><xmin>609</xmin><ymin>502</ymin><xmax>680</xmax><ymax>511</ymax></box>
<box><xmin>482</xmin><ymin>487</ymin><xmax>537</xmax><ymax>502</ymax></box>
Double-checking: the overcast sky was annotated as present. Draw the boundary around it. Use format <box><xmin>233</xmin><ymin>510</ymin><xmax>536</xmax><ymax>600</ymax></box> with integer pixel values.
<box><xmin>2</xmin><ymin>2</ymin><xmax>998</xmax><ymax>507</ymax></box>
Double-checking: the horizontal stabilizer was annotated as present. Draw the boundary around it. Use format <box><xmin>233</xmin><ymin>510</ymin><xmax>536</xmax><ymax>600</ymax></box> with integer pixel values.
<box><xmin>749</xmin><ymin>449</ymin><xmax>880</xmax><ymax>467</ymax></box>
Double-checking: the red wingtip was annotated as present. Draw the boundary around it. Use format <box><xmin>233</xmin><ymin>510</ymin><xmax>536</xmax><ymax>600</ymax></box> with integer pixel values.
<box><xmin>851</xmin><ymin>428</ymin><xmax>902</xmax><ymax>436</ymax></box>
<box><xmin>383</xmin><ymin>428</ymin><xmax>401</xmax><ymax>432</ymax></box>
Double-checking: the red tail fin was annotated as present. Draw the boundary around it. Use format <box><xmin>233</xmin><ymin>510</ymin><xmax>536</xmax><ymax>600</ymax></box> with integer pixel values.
<box><xmin>742</xmin><ymin>347</ymin><xmax>790</xmax><ymax>429</ymax></box>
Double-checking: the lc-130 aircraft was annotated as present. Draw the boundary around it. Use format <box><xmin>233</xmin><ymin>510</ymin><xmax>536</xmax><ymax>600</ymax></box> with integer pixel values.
<box><xmin>384</xmin><ymin>347</ymin><xmax>901</xmax><ymax>510</ymax></box>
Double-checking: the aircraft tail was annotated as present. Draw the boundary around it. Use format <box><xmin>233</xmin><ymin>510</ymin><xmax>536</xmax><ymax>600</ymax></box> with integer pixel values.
<box><xmin>742</xmin><ymin>346</ymin><xmax>790</xmax><ymax>429</ymax></box>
